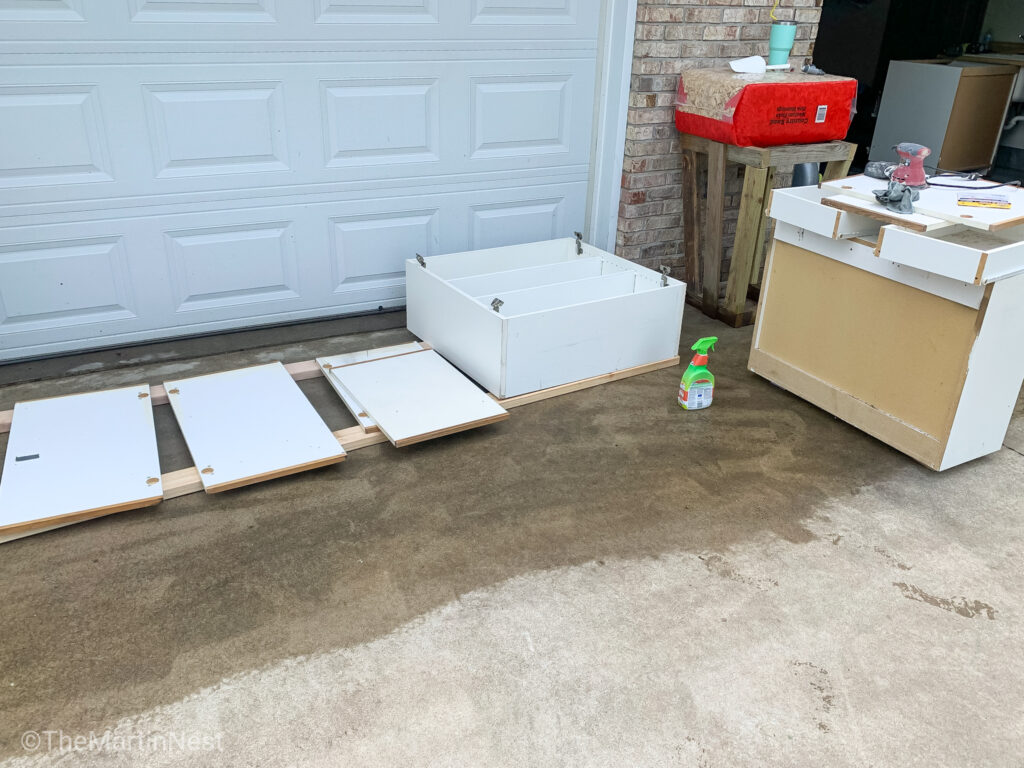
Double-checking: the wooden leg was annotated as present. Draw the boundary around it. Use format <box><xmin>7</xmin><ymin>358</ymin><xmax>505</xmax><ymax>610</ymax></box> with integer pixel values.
<box><xmin>748</xmin><ymin>167</ymin><xmax>775</xmax><ymax>288</ymax></box>
<box><xmin>821</xmin><ymin>142</ymin><xmax>857</xmax><ymax>183</ymax></box>
<box><xmin>680</xmin><ymin>149</ymin><xmax>700</xmax><ymax>298</ymax></box>
<box><xmin>723</xmin><ymin>165</ymin><xmax>769</xmax><ymax>319</ymax></box>
<box><xmin>702</xmin><ymin>140</ymin><xmax>726</xmax><ymax>317</ymax></box>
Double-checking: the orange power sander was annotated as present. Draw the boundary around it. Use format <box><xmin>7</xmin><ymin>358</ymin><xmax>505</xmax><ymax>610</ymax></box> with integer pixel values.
<box><xmin>867</xmin><ymin>142</ymin><xmax>931</xmax><ymax>213</ymax></box>
<box><xmin>890</xmin><ymin>142</ymin><xmax>931</xmax><ymax>188</ymax></box>
<box><xmin>865</xmin><ymin>142</ymin><xmax>932</xmax><ymax>188</ymax></box>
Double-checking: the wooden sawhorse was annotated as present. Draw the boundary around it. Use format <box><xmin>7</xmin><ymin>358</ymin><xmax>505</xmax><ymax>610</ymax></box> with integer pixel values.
<box><xmin>679</xmin><ymin>135</ymin><xmax>856</xmax><ymax>326</ymax></box>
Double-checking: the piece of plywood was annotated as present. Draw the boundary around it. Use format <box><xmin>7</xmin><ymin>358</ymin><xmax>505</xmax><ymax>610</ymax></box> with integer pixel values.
<box><xmin>317</xmin><ymin>342</ymin><xmax>430</xmax><ymax>433</ymax></box>
<box><xmin>755</xmin><ymin>240</ymin><xmax>979</xmax><ymax>441</ymax></box>
<box><xmin>821</xmin><ymin>195</ymin><xmax>949</xmax><ymax>233</ymax></box>
<box><xmin>330</xmin><ymin>350</ymin><xmax>509</xmax><ymax>447</ymax></box>
<box><xmin>823</xmin><ymin>175</ymin><xmax>1024</xmax><ymax>231</ymax></box>
<box><xmin>165</xmin><ymin>362</ymin><xmax>345</xmax><ymax>493</ymax></box>
<box><xmin>0</xmin><ymin>386</ymin><xmax>162</xmax><ymax>535</ymax></box>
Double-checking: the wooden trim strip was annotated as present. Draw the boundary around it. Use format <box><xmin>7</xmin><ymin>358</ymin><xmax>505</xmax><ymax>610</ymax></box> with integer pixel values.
<box><xmin>203</xmin><ymin>453</ymin><xmax>346</xmax><ymax>494</ymax></box>
<box><xmin>0</xmin><ymin>496</ymin><xmax>163</xmax><ymax>537</ymax></box>
<box><xmin>494</xmin><ymin>356</ymin><xmax>681</xmax><ymax>408</ymax></box>
<box><xmin>974</xmin><ymin>252</ymin><xmax>990</xmax><ymax>285</ymax></box>
<box><xmin>821</xmin><ymin>197</ymin><xmax>928</xmax><ymax>233</ymax></box>
<box><xmin>392</xmin><ymin>412</ymin><xmax>510</xmax><ymax>448</ymax></box>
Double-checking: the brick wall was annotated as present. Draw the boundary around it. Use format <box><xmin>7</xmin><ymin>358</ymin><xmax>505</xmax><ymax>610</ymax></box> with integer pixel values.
<box><xmin>617</xmin><ymin>0</ymin><xmax>822</xmax><ymax>289</ymax></box>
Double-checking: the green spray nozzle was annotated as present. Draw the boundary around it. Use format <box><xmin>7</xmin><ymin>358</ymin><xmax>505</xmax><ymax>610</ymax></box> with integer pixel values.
<box><xmin>691</xmin><ymin>336</ymin><xmax>718</xmax><ymax>354</ymax></box>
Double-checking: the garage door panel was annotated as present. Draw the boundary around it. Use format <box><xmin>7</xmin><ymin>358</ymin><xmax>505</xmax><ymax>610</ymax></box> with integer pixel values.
<box><xmin>470</xmin><ymin>0</ymin><xmax>578</xmax><ymax>26</ymax></box>
<box><xmin>128</xmin><ymin>0</ymin><xmax>277</xmax><ymax>24</ymax></box>
<box><xmin>0</xmin><ymin>1</ymin><xmax>598</xmax><ymax>39</ymax></box>
<box><xmin>165</xmin><ymin>221</ymin><xmax>300</xmax><ymax>313</ymax></box>
<box><xmin>329</xmin><ymin>209</ymin><xmax>440</xmax><ymax>294</ymax></box>
<box><xmin>0</xmin><ymin>85</ymin><xmax>112</xmax><ymax>188</ymax></box>
<box><xmin>0</xmin><ymin>0</ymin><xmax>85</xmax><ymax>22</ymax></box>
<box><xmin>0</xmin><ymin>236</ymin><xmax>137</xmax><ymax>333</ymax></box>
<box><xmin>315</xmin><ymin>0</ymin><xmax>439</xmax><ymax>25</ymax></box>
<box><xmin>469</xmin><ymin>74</ymin><xmax>572</xmax><ymax>160</ymax></box>
<box><xmin>142</xmin><ymin>81</ymin><xmax>290</xmax><ymax>178</ymax></box>
<box><xmin>469</xmin><ymin>197</ymin><xmax>566</xmax><ymax>250</ymax></box>
<box><xmin>321</xmin><ymin>77</ymin><xmax>440</xmax><ymax>168</ymax></box>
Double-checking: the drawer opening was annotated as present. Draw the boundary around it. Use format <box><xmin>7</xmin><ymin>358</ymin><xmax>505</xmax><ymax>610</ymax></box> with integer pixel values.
<box><xmin>876</xmin><ymin>222</ymin><xmax>1024</xmax><ymax>284</ymax></box>
<box><xmin>481</xmin><ymin>271</ymin><xmax>652</xmax><ymax>317</ymax></box>
<box><xmin>771</xmin><ymin>185</ymin><xmax>884</xmax><ymax>241</ymax></box>
<box><xmin>913</xmin><ymin>225</ymin><xmax>1018</xmax><ymax>252</ymax></box>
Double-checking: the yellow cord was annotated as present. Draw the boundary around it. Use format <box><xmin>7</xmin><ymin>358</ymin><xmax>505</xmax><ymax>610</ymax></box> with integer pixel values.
<box><xmin>770</xmin><ymin>0</ymin><xmax>779</xmax><ymax>20</ymax></box>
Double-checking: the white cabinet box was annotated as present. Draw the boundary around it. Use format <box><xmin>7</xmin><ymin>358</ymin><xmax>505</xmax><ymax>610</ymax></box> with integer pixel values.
<box><xmin>407</xmin><ymin>238</ymin><xmax>685</xmax><ymax>398</ymax></box>
<box><xmin>754</xmin><ymin>182</ymin><xmax>1024</xmax><ymax>470</ymax></box>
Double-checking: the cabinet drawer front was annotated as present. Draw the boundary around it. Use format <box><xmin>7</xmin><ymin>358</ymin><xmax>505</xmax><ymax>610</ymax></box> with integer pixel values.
<box><xmin>770</xmin><ymin>187</ymin><xmax>880</xmax><ymax>240</ymax></box>
<box><xmin>876</xmin><ymin>225</ymin><xmax>1024</xmax><ymax>285</ymax></box>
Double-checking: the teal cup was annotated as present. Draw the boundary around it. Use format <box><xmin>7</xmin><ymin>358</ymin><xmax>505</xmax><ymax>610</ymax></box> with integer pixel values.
<box><xmin>768</xmin><ymin>21</ymin><xmax>797</xmax><ymax>66</ymax></box>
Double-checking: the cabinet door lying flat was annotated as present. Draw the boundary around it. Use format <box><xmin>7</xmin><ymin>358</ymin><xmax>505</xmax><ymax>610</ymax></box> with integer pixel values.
<box><xmin>329</xmin><ymin>350</ymin><xmax>509</xmax><ymax>447</ymax></box>
<box><xmin>0</xmin><ymin>385</ymin><xmax>163</xmax><ymax>534</ymax></box>
<box><xmin>165</xmin><ymin>363</ymin><xmax>345</xmax><ymax>493</ymax></box>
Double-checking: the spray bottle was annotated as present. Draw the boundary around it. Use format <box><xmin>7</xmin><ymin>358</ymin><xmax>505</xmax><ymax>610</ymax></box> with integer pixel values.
<box><xmin>678</xmin><ymin>337</ymin><xmax>718</xmax><ymax>410</ymax></box>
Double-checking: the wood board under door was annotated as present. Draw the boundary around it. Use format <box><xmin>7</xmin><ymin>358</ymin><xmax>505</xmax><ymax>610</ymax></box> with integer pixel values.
<box><xmin>165</xmin><ymin>362</ymin><xmax>345</xmax><ymax>493</ymax></box>
<box><xmin>0</xmin><ymin>385</ymin><xmax>163</xmax><ymax>536</ymax></box>
<box><xmin>322</xmin><ymin>349</ymin><xmax>509</xmax><ymax>447</ymax></box>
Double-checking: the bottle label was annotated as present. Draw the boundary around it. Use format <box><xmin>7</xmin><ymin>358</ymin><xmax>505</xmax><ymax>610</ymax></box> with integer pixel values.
<box><xmin>679</xmin><ymin>382</ymin><xmax>713</xmax><ymax>410</ymax></box>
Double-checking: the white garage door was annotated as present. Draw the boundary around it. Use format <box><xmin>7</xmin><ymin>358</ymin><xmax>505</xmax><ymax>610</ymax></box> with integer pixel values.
<box><xmin>0</xmin><ymin>1</ymin><xmax>608</xmax><ymax>361</ymax></box>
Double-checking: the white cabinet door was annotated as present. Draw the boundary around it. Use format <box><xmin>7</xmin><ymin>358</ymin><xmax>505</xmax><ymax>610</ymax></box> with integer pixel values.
<box><xmin>0</xmin><ymin>1</ymin><xmax>601</xmax><ymax>360</ymax></box>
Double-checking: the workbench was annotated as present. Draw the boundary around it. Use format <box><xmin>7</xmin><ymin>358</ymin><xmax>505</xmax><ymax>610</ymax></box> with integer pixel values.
<box><xmin>679</xmin><ymin>134</ymin><xmax>856</xmax><ymax>327</ymax></box>
<box><xmin>750</xmin><ymin>175</ymin><xmax>1024</xmax><ymax>470</ymax></box>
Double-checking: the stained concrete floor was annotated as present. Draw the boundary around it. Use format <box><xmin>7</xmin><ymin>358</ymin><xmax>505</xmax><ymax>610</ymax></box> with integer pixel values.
<box><xmin>0</xmin><ymin>313</ymin><xmax>1022</xmax><ymax>767</ymax></box>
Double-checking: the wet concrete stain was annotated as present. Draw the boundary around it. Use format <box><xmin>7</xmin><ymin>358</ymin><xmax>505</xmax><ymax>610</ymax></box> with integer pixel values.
<box><xmin>874</xmin><ymin>546</ymin><xmax>912</xmax><ymax>571</ymax></box>
<box><xmin>0</xmin><ymin>314</ymin><xmax>911</xmax><ymax>756</ymax></box>
<box><xmin>697</xmin><ymin>552</ymin><xmax>778</xmax><ymax>590</ymax></box>
<box><xmin>893</xmin><ymin>583</ymin><xmax>997</xmax><ymax>619</ymax></box>
<box><xmin>790</xmin><ymin>661</ymin><xmax>835</xmax><ymax>733</ymax></box>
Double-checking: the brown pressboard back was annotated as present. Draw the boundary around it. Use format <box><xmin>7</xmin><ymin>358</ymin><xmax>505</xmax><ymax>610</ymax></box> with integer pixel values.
<box><xmin>940</xmin><ymin>71</ymin><xmax>1015</xmax><ymax>170</ymax></box>
<box><xmin>756</xmin><ymin>242</ymin><xmax>979</xmax><ymax>440</ymax></box>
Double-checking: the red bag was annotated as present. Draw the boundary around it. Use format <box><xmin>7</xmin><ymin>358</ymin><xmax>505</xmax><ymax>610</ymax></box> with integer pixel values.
<box><xmin>675</xmin><ymin>69</ymin><xmax>856</xmax><ymax>147</ymax></box>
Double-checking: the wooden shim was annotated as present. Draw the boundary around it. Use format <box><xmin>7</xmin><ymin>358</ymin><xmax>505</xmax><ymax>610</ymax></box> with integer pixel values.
<box><xmin>821</xmin><ymin>195</ymin><xmax>946</xmax><ymax>233</ymax></box>
<box><xmin>165</xmin><ymin>362</ymin><xmax>346</xmax><ymax>493</ymax></box>
<box><xmin>0</xmin><ymin>385</ymin><xmax>163</xmax><ymax>537</ymax></box>
<box><xmin>329</xmin><ymin>350</ymin><xmax>510</xmax><ymax>448</ymax></box>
